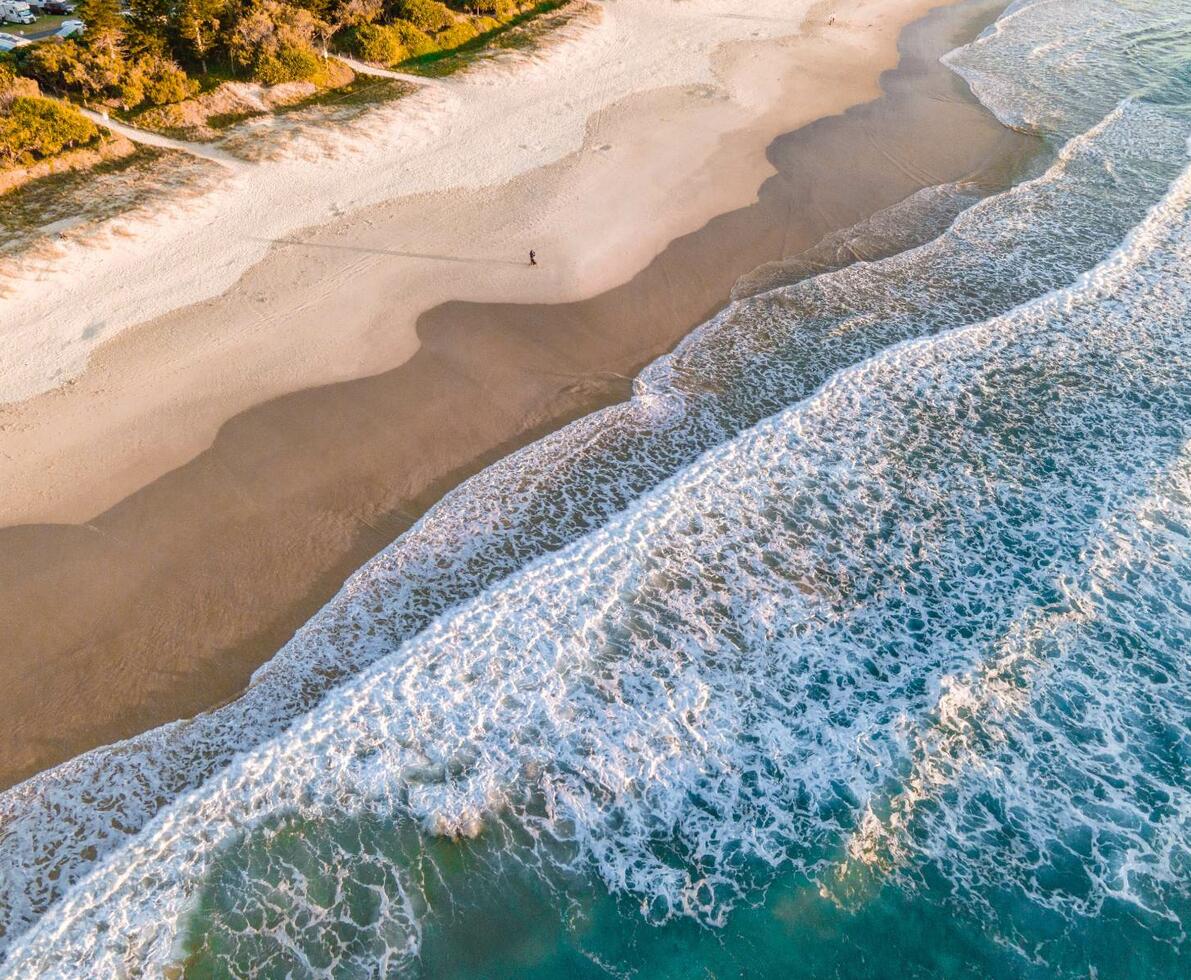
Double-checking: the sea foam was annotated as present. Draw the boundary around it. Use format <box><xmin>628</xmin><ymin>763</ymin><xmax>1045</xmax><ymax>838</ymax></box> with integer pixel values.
<box><xmin>7</xmin><ymin>143</ymin><xmax>1191</xmax><ymax>978</ymax></box>
<box><xmin>2</xmin><ymin>0</ymin><xmax>1190</xmax><ymax>974</ymax></box>
<box><xmin>3</xmin><ymin>84</ymin><xmax>1185</xmax><ymax>970</ymax></box>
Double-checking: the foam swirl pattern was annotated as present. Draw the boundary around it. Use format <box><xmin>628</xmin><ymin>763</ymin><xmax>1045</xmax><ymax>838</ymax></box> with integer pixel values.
<box><xmin>2</xmin><ymin>0</ymin><xmax>1190</xmax><ymax>974</ymax></box>
<box><xmin>7</xmin><ymin>136</ymin><xmax>1191</xmax><ymax>979</ymax></box>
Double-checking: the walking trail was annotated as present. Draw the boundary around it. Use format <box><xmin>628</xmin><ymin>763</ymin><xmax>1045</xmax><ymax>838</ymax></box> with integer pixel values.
<box><xmin>79</xmin><ymin>108</ymin><xmax>247</xmax><ymax>170</ymax></box>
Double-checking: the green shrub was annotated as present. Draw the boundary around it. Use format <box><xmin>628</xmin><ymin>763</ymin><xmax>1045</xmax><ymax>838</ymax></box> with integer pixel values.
<box><xmin>140</xmin><ymin>57</ymin><xmax>199</xmax><ymax>105</ymax></box>
<box><xmin>22</xmin><ymin>39</ymin><xmax>132</xmax><ymax>106</ymax></box>
<box><xmin>0</xmin><ymin>95</ymin><xmax>99</xmax><ymax>166</ymax></box>
<box><xmin>21</xmin><ymin>40</ymin><xmax>95</xmax><ymax>97</ymax></box>
<box><xmin>435</xmin><ymin>20</ymin><xmax>478</xmax><ymax>49</ymax></box>
<box><xmin>230</xmin><ymin>1</ymin><xmax>328</xmax><ymax>76</ymax></box>
<box><xmin>390</xmin><ymin>0</ymin><xmax>454</xmax><ymax>34</ymax></box>
<box><xmin>389</xmin><ymin>19</ymin><xmax>438</xmax><ymax>57</ymax></box>
<box><xmin>463</xmin><ymin>0</ymin><xmax>518</xmax><ymax>21</ymax></box>
<box><xmin>253</xmin><ymin>44</ymin><xmax>323</xmax><ymax>83</ymax></box>
<box><xmin>19</xmin><ymin>38</ymin><xmax>196</xmax><ymax>109</ymax></box>
<box><xmin>117</xmin><ymin>72</ymin><xmax>146</xmax><ymax>109</ymax></box>
<box><xmin>349</xmin><ymin>23</ymin><xmax>408</xmax><ymax>64</ymax></box>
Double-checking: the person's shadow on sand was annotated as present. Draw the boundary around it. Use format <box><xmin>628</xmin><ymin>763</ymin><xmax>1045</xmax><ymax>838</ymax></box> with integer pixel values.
<box><xmin>257</xmin><ymin>237</ymin><xmax>528</xmax><ymax>267</ymax></box>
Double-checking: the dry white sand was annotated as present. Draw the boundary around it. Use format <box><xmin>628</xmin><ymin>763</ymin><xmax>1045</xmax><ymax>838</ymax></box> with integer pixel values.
<box><xmin>0</xmin><ymin>0</ymin><xmax>931</xmax><ymax>527</ymax></box>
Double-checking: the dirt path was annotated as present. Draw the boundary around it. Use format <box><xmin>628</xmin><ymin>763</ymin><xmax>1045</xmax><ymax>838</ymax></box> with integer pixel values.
<box><xmin>336</xmin><ymin>56</ymin><xmax>454</xmax><ymax>90</ymax></box>
<box><xmin>79</xmin><ymin>109</ymin><xmax>247</xmax><ymax>170</ymax></box>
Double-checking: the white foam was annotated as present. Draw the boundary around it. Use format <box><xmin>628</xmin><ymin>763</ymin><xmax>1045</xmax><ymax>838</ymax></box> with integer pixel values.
<box><xmin>838</xmin><ymin>443</ymin><xmax>1191</xmax><ymax>946</ymax></box>
<box><xmin>5</xmin><ymin>122</ymin><xmax>1191</xmax><ymax>979</ymax></box>
<box><xmin>3</xmin><ymin>0</ymin><xmax>1191</xmax><ymax>970</ymax></box>
<box><xmin>944</xmin><ymin>0</ymin><xmax>1191</xmax><ymax>136</ymax></box>
<box><xmin>2</xmin><ymin>69</ymin><xmax>1188</xmax><ymax>968</ymax></box>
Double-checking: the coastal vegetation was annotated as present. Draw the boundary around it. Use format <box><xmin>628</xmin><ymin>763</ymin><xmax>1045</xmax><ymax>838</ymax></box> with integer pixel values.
<box><xmin>0</xmin><ymin>0</ymin><xmax>564</xmax><ymax>174</ymax></box>
<box><xmin>0</xmin><ymin>62</ymin><xmax>100</xmax><ymax>168</ymax></box>
<box><xmin>13</xmin><ymin>0</ymin><xmax>551</xmax><ymax>96</ymax></box>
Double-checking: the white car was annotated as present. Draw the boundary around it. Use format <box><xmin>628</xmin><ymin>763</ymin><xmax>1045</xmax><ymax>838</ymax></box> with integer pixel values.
<box><xmin>56</xmin><ymin>18</ymin><xmax>84</xmax><ymax>36</ymax></box>
<box><xmin>0</xmin><ymin>31</ymin><xmax>29</xmax><ymax>50</ymax></box>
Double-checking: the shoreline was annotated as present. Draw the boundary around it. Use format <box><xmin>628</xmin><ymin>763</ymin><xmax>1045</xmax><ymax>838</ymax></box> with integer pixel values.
<box><xmin>10</xmin><ymin>0</ymin><xmax>940</xmax><ymax>528</ymax></box>
<box><xmin>0</xmin><ymin>0</ymin><xmax>1039</xmax><ymax>790</ymax></box>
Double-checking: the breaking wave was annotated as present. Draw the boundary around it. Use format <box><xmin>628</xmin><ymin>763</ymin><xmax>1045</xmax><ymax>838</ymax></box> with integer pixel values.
<box><xmin>2</xmin><ymin>0</ymin><xmax>1190</xmax><ymax>975</ymax></box>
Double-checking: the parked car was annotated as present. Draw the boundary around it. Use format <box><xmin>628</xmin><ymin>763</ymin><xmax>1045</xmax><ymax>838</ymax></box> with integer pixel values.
<box><xmin>42</xmin><ymin>0</ymin><xmax>75</xmax><ymax>12</ymax></box>
<box><xmin>0</xmin><ymin>30</ymin><xmax>30</xmax><ymax>49</ymax></box>
<box><xmin>55</xmin><ymin>17</ymin><xmax>83</xmax><ymax>36</ymax></box>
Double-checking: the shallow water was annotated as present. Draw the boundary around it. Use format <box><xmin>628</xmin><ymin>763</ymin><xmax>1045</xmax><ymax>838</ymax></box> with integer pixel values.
<box><xmin>2</xmin><ymin>0</ymin><xmax>1191</xmax><ymax>975</ymax></box>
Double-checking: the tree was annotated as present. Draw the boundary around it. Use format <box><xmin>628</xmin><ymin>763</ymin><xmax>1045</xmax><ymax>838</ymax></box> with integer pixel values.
<box><xmin>76</xmin><ymin>0</ymin><xmax>127</xmax><ymax>44</ymax></box>
<box><xmin>126</xmin><ymin>0</ymin><xmax>174</xmax><ymax>56</ymax></box>
<box><xmin>73</xmin><ymin>0</ymin><xmax>129</xmax><ymax>102</ymax></box>
<box><xmin>175</xmin><ymin>0</ymin><xmax>228</xmax><ymax>74</ymax></box>
<box><xmin>333</xmin><ymin>0</ymin><xmax>382</xmax><ymax>29</ymax></box>
<box><xmin>227</xmin><ymin>0</ymin><xmax>327</xmax><ymax>80</ymax></box>
<box><xmin>287</xmin><ymin>0</ymin><xmax>332</xmax><ymax>20</ymax></box>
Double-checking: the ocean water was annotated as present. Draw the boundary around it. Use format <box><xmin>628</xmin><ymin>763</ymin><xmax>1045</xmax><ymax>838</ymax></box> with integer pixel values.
<box><xmin>2</xmin><ymin>0</ymin><xmax>1191</xmax><ymax>975</ymax></box>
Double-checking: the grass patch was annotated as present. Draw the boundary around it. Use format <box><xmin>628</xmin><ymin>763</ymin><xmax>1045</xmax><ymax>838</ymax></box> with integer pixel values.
<box><xmin>396</xmin><ymin>0</ymin><xmax>572</xmax><ymax>77</ymax></box>
<box><xmin>0</xmin><ymin>144</ymin><xmax>165</xmax><ymax>238</ymax></box>
<box><xmin>204</xmin><ymin>109</ymin><xmax>267</xmax><ymax>131</ymax></box>
<box><xmin>201</xmin><ymin>74</ymin><xmax>411</xmax><ymax>130</ymax></box>
<box><xmin>274</xmin><ymin>73</ymin><xmax>413</xmax><ymax>115</ymax></box>
<box><xmin>8</xmin><ymin>14</ymin><xmax>69</xmax><ymax>38</ymax></box>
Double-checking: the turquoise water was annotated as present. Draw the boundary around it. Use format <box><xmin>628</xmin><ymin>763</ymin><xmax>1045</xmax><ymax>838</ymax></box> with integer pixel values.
<box><xmin>2</xmin><ymin>0</ymin><xmax>1191</xmax><ymax>976</ymax></box>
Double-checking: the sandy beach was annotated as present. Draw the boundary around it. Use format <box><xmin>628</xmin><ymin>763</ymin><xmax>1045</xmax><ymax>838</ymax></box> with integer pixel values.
<box><xmin>9</xmin><ymin>0</ymin><xmax>935</xmax><ymax>525</ymax></box>
<box><xmin>0</xmin><ymin>0</ymin><xmax>1037</xmax><ymax>789</ymax></box>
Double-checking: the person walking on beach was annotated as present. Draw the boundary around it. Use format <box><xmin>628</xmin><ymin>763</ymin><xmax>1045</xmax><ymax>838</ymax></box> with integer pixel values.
<box><xmin>529</xmin><ymin>249</ymin><xmax>538</xmax><ymax>266</ymax></box>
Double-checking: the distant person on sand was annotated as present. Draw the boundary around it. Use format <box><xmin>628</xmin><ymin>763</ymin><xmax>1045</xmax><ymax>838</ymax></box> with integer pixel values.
<box><xmin>529</xmin><ymin>250</ymin><xmax>538</xmax><ymax>266</ymax></box>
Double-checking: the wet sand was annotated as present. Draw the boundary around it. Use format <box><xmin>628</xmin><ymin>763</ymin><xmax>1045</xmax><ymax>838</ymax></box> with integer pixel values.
<box><xmin>0</xmin><ymin>0</ymin><xmax>1038</xmax><ymax>789</ymax></box>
